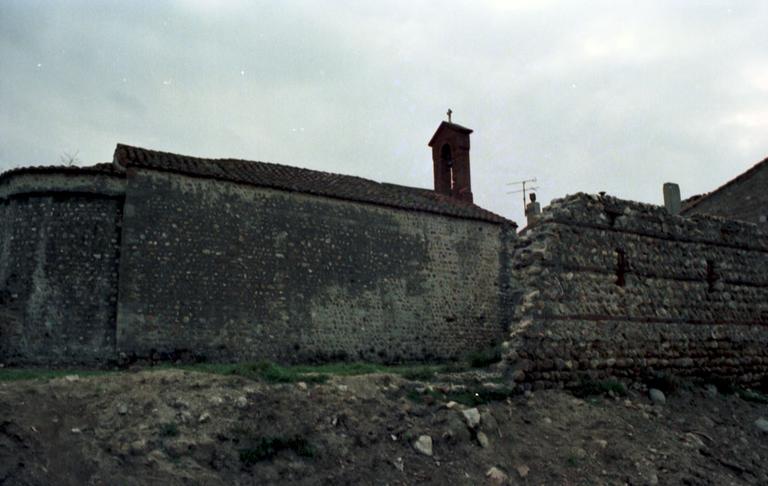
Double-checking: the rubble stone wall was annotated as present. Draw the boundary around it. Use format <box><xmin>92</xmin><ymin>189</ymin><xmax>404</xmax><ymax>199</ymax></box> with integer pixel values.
<box><xmin>506</xmin><ymin>193</ymin><xmax>768</xmax><ymax>389</ymax></box>
<box><xmin>0</xmin><ymin>172</ymin><xmax>125</xmax><ymax>364</ymax></box>
<box><xmin>116</xmin><ymin>169</ymin><xmax>516</xmax><ymax>364</ymax></box>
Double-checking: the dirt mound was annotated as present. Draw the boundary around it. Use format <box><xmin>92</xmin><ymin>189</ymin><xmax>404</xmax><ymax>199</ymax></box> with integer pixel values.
<box><xmin>1</xmin><ymin>369</ymin><xmax>768</xmax><ymax>485</ymax></box>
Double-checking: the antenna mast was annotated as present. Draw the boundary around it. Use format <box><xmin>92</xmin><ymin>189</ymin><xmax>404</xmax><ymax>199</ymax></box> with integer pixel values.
<box><xmin>506</xmin><ymin>178</ymin><xmax>539</xmax><ymax>211</ymax></box>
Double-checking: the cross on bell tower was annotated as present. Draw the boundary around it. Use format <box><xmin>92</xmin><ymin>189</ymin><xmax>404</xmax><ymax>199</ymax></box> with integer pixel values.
<box><xmin>428</xmin><ymin>112</ymin><xmax>473</xmax><ymax>203</ymax></box>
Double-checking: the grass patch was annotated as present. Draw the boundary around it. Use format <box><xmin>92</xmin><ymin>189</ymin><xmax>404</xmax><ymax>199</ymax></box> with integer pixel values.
<box><xmin>737</xmin><ymin>389</ymin><xmax>768</xmax><ymax>404</ymax></box>
<box><xmin>707</xmin><ymin>377</ymin><xmax>738</xmax><ymax>395</ymax></box>
<box><xmin>570</xmin><ymin>378</ymin><xmax>627</xmax><ymax>398</ymax></box>
<box><xmin>239</xmin><ymin>435</ymin><xmax>316</xmax><ymax>465</ymax></box>
<box><xmin>292</xmin><ymin>362</ymin><xmax>450</xmax><ymax>380</ymax></box>
<box><xmin>466</xmin><ymin>345</ymin><xmax>502</xmax><ymax>368</ymax></box>
<box><xmin>159</xmin><ymin>422</ymin><xmax>179</xmax><ymax>437</ymax></box>
<box><xmin>643</xmin><ymin>372</ymin><xmax>683</xmax><ymax>394</ymax></box>
<box><xmin>407</xmin><ymin>386</ymin><xmax>516</xmax><ymax>406</ymax></box>
<box><xmin>0</xmin><ymin>368</ymin><xmax>113</xmax><ymax>382</ymax></box>
<box><xmin>233</xmin><ymin>362</ymin><xmax>329</xmax><ymax>384</ymax></box>
<box><xmin>175</xmin><ymin>361</ymin><xmax>455</xmax><ymax>383</ymax></box>
<box><xmin>0</xmin><ymin>355</ymin><xmax>483</xmax><ymax>386</ymax></box>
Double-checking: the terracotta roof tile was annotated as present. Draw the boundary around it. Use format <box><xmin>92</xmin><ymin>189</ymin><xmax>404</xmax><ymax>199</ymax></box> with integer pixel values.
<box><xmin>114</xmin><ymin>144</ymin><xmax>512</xmax><ymax>225</ymax></box>
<box><xmin>0</xmin><ymin>162</ymin><xmax>124</xmax><ymax>183</ymax></box>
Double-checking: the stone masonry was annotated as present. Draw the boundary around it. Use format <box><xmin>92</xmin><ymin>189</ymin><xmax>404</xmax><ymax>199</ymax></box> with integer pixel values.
<box><xmin>0</xmin><ymin>133</ymin><xmax>517</xmax><ymax>365</ymax></box>
<box><xmin>504</xmin><ymin>193</ymin><xmax>768</xmax><ymax>389</ymax></box>
<box><xmin>2</xmin><ymin>127</ymin><xmax>768</xmax><ymax>390</ymax></box>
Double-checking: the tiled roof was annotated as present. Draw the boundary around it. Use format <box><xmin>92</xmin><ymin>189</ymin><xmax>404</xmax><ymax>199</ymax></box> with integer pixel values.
<box><xmin>681</xmin><ymin>155</ymin><xmax>768</xmax><ymax>213</ymax></box>
<box><xmin>0</xmin><ymin>162</ymin><xmax>124</xmax><ymax>183</ymax></box>
<box><xmin>114</xmin><ymin>144</ymin><xmax>512</xmax><ymax>225</ymax></box>
<box><xmin>428</xmin><ymin>121</ymin><xmax>473</xmax><ymax>146</ymax></box>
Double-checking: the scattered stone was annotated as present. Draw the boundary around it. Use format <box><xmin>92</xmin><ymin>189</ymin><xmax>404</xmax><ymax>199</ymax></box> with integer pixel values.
<box><xmin>476</xmin><ymin>431</ymin><xmax>490</xmax><ymax>448</ymax></box>
<box><xmin>393</xmin><ymin>456</ymin><xmax>404</xmax><ymax>472</ymax></box>
<box><xmin>444</xmin><ymin>413</ymin><xmax>472</xmax><ymax>443</ymax></box>
<box><xmin>515</xmin><ymin>464</ymin><xmax>530</xmax><ymax>478</ymax></box>
<box><xmin>198</xmin><ymin>412</ymin><xmax>211</xmax><ymax>423</ymax></box>
<box><xmin>145</xmin><ymin>449</ymin><xmax>165</xmax><ymax>465</ymax></box>
<box><xmin>129</xmin><ymin>439</ymin><xmax>146</xmax><ymax>455</ymax></box>
<box><xmin>649</xmin><ymin>389</ymin><xmax>666</xmax><ymax>405</ymax></box>
<box><xmin>297</xmin><ymin>382</ymin><xmax>308</xmax><ymax>391</ymax></box>
<box><xmin>754</xmin><ymin>417</ymin><xmax>768</xmax><ymax>433</ymax></box>
<box><xmin>648</xmin><ymin>472</ymin><xmax>659</xmax><ymax>485</ymax></box>
<box><xmin>705</xmin><ymin>384</ymin><xmax>718</xmax><ymax>397</ymax></box>
<box><xmin>177</xmin><ymin>411</ymin><xmax>193</xmax><ymax>424</ymax></box>
<box><xmin>336</xmin><ymin>385</ymin><xmax>349</xmax><ymax>392</ymax></box>
<box><xmin>594</xmin><ymin>439</ymin><xmax>608</xmax><ymax>449</ymax></box>
<box><xmin>64</xmin><ymin>375</ymin><xmax>80</xmax><ymax>382</ymax></box>
<box><xmin>166</xmin><ymin>438</ymin><xmax>197</xmax><ymax>458</ymax></box>
<box><xmin>117</xmin><ymin>403</ymin><xmax>129</xmax><ymax>415</ymax></box>
<box><xmin>234</xmin><ymin>396</ymin><xmax>248</xmax><ymax>409</ymax></box>
<box><xmin>445</xmin><ymin>401</ymin><xmax>459</xmax><ymax>409</ymax></box>
<box><xmin>413</xmin><ymin>435</ymin><xmax>433</xmax><ymax>456</ymax></box>
<box><xmin>486</xmin><ymin>466</ymin><xmax>508</xmax><ymax>484</ymax></box>
<box><xmin>71</xmin><ymin>428</ymin><xmax>82</xmax><ymax>434</ymax></box>
<box><xmin>542</xmin><ymin>417</ymin><xmax>552</xmax><ymax>425</ymax></box>
<box><xmin>570</xmin><ymin>447</ymin><xmax>587</xmax><ymax>459</ymax></box>
<box><xmin>462</xmin><ymin>408</ymin><xmax>481</xmax><ymax>429</ymax></box>
<box><xmin>208</xmin><ymin>395</ymin><xmax>224</xmax><ymax>406</ymax></box>
<box><xmin>172</xmin><ymin>398</ymin><xmax>190</xmax><ymax>409</ymax></box>
<box><xmin>682</xmin><ymin>432</ymin><xmax>704</xmax><ymax>449</ymax></box>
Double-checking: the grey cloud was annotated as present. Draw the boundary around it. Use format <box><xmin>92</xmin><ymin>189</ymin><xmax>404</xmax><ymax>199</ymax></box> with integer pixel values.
<box><xmin>2</xmin><ymin>1</ymin><xmax>768</xmax><ymax>226</ymax></box>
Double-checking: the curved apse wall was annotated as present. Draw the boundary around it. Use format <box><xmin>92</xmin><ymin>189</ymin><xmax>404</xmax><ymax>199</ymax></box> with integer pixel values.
<box><xmin>0</xmin><ymin>168</ymin><xmax>125</xmax><ymax>364</ymax></box>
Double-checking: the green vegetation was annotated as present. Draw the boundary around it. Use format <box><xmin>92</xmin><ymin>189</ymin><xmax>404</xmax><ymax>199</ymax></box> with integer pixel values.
<box><xmin>239</xmin><ymin>435</ymin><xmax>316</xmax><ymax>465</ymax></box>
<box><xmin>466</xmin><ymin>345</ymin><xmax>503</xmax><ymax>368</ymax></box>
<box><xmin>737</xmin><ymin>389</ymin><xmax>768</xmax><ymax>404</ymax></box>
<box><xmin>159</xmin><ymin>422</ymin><xmax>179</xmax><ymax>437</ymax></box>
<box><xmin>407</xmin><ymin>385</ymin><xmax>516</xmax><ymax>406</ymax></box>
<box><xmin>570</xmin><ymin>378</ymin><xmax>627</xmax><ymax>398</ymax></box>
<box><xmin>644</xmin><ymin>371</ymin><xmax>694</xmax><ymax>395</ymax></box>
<box><xmin>174</xmin><ymin>361</ymin><xmax>457</xmax><ymax>383</ymax></box>
<box><xmin>0</xmin><ymin>352</ymin><xmax>490</xmax><ymax>385</ymax></box>
<box><xmin>0</xmin><ymin>368</ymin><xmax>112</xmax><ymax>382</ymax></box>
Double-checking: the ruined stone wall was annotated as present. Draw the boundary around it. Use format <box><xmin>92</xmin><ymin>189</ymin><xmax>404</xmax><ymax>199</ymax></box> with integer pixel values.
<box><xmin>0</xmin><ymin>172</ymin><xmax>124</xmax><ymax>364</ymax></box>
<box><xmin>117</xmin><ymin>169</ymin><xmax>515</xmax><ymax>364</ymax></box>
<box><xmin>505</xmin><ymin>193</ymin><xmax>768</xmax><ymax>389</ymax></box>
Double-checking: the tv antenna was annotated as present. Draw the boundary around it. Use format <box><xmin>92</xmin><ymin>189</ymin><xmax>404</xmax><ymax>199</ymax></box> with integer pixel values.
<box><xmin>506</xmin><ymin>178</ymin><xmax>539</xmax><ymax>210</ymax></box>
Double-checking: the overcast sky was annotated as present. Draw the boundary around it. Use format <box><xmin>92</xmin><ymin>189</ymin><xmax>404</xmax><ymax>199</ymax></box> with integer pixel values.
<box><xmin>2</xmin><ymin>0</ymin><xmax>767</xmax><ymax>225</ymax></box>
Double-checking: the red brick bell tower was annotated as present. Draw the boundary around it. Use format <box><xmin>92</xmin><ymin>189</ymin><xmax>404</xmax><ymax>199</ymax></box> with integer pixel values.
<box><xmin>428</xmin><ymin>112</ymin><xmax>473</xmax><ymax>203</ymax></box>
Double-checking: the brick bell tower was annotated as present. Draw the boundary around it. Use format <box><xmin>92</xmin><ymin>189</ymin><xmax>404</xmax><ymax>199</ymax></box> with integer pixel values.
<box><xmin>428</xmin><ymin>110</ymin><xmax>473</xmax><ymax>203</ymax></box>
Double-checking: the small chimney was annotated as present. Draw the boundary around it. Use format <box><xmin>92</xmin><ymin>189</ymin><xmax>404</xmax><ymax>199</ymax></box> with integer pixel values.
<box><xmin>525</xmin><ymin>192</ymin><xmax>541</xmax><ymax>226</ymax></box>
<box><xmin>663</xmin><ymin>183</ymin><xmax>681</xmax><ymax>215</ymax></box>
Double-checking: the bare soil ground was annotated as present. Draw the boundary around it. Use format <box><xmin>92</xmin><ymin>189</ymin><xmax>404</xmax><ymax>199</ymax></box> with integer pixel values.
<box><xmin>1</xmin><ymin>369</ymin><xmax>767</xmax><ymax>485</ymax></box>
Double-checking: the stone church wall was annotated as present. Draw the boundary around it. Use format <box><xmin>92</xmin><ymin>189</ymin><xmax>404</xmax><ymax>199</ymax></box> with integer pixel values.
<box><xmin>116</xmin><ymin>169</ymin><xmax>516</xmax><ymax>364</ymax></box>
<box><xmin>0</xmin><ymin>172</ymin><xmax>124</xmax><ymax>364</ymax></box>
<box><xmin>505</xmin><ymin>193</ymin><xmax>768</xmax><ymax>389</ymax></box>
